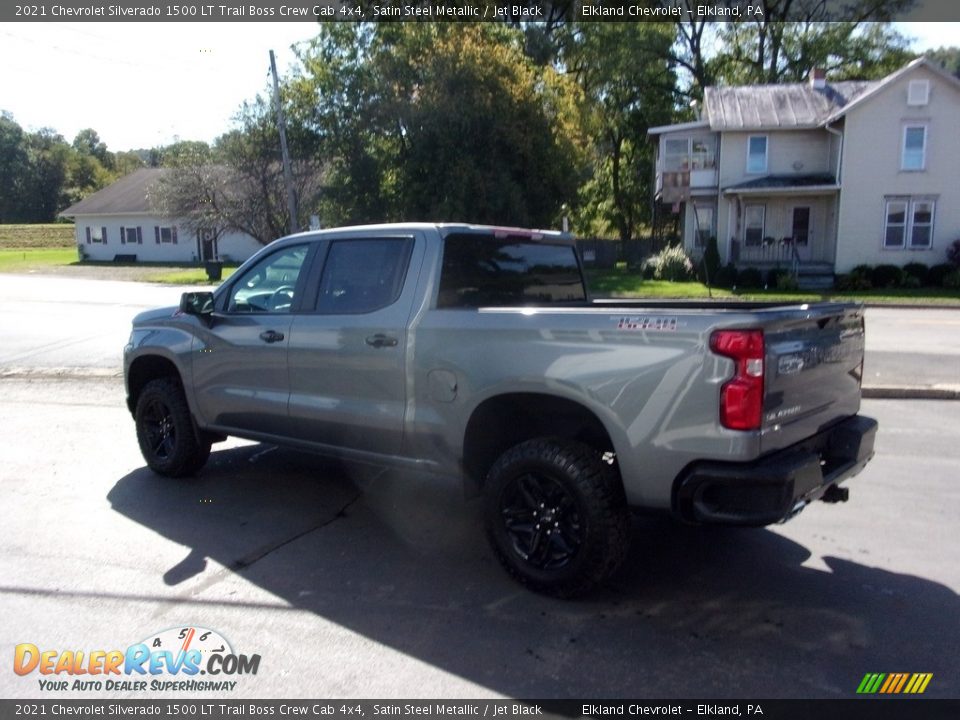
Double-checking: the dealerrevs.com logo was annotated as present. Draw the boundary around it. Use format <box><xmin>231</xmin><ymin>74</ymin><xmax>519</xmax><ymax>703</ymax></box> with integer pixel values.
<box><xmin>13</xmin><ymin>626</ymin><xmax>260</xmax><ymax>692</ymax></box>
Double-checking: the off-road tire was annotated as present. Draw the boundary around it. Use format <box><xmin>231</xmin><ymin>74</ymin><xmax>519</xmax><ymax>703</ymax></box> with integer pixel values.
<box><xmin>135</xmin><ymin>378</ymin><xmax>211</xmax><ymax>477</ymax></box>
<box><xmin>484</xmin><ymin>438</ymin><xmax>631</xmax><ymax>597</ymax></box>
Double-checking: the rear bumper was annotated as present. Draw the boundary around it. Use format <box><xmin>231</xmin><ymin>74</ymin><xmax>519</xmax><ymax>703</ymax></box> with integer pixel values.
<box><xmin>673</xmin><ymin>414</ymin><xmax>878</xmax><ymax>526</ymax></box>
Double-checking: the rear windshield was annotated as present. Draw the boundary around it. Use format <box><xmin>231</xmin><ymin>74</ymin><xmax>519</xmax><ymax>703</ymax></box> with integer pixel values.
<box><xmin>438</xmin><ymin>234</ymin><xmax>585</xmax><ymax>308</ymax></box>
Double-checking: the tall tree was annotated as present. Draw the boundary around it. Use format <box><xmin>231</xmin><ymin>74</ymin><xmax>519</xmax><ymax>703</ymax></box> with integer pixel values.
<box><xmin>561</xmin><ymin>23</ymin><xmax>677</xmax><ymax>242</ymax></box>
<box><xmin>293</xmin><ymin>22</ymin><xmax>585</xmax><ymax>228</ymax></box>
<box><xmin>150</xmin><ymin>97</ymin><xmax>325</xmax><ymax>245</ymax></box>
<box><xmin>0</xmin><ymin>112</ymin><xmax>29</xmax><ymax>222</ymax></box>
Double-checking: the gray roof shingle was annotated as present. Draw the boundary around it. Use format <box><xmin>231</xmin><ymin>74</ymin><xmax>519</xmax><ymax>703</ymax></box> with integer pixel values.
<box><xmin>705</xmin><ymin>80</ymin><xmax>876</xmax><ymax>130</ymax></box>
<box><xmin>60</xmin><ymin>168</ymin><xmax>165</xmax><ymax>217</ymax></box>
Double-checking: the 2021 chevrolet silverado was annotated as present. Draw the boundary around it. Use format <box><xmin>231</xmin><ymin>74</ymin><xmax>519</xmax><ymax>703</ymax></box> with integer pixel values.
<box><xmin>124</xmin><ymin>223</ymin><xmax>877</xmax><ymax>596</ymax></box>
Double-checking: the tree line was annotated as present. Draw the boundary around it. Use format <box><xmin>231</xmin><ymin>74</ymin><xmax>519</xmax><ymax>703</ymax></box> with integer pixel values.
<box><xmin>6</xmin><ymin>12</ymin><xmax>960</xmax><ymax>244</ymax></box>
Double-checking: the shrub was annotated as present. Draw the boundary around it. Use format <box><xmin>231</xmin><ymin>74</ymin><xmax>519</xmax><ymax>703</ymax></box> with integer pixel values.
<box><xmin>928</xmin><ymin>263</ymin><xmax>955</xmax><ymax>287</ymax></box>
<box><xmin>900</xmin><ymin>275</ymin><xmax>921</xmax><ymax>289</ymax></box>
<box><xmin>835</xmin><ymin>271</ymin><xmax>872</xmax><ymax>291</ymax></box>
<box><xmin>641</xmin><ymin>263</ymin><xmax>656</xmax><ymax>280</ymax></box>
<box><xmin>737</xmin><ymin>267</ymin><xmax>763</xmax><ymax>289</ymax></box>
<box><xmin>870</xmin><ymin>264</ymin><xmax>904</xmax><ymax>289</ymax></box>
<box><xmin>644</xmin><ymin>244</ymin><xmax>694</xmax><ymax>282</ymax></box>
<box><xmin>947</xmin><ymin>239</ymin><xmax>960</xmax><ymax>268</ymax></box>
<box><xmin>944</xmin><ymin>271</ymin><xmax>960</xmax><ymax>290</ymax></box>
<box><xmin>902</xmin><ymin>262</ymin><xmax>929</xmax><ymax>285</ymax></box>
<box><xmin>766</xmin><ymin>268</ymin><xmax>789</xmax><ymax>287</ymax></box>
<box><xmin>776</xmin><ymin>273</ymin><xmax>799</xmax><ymax>291</ymax></box>
<box><xmin>713</xmin><ymin>263</ymin><xmax>738</xmax><ymax>289</ymax></box>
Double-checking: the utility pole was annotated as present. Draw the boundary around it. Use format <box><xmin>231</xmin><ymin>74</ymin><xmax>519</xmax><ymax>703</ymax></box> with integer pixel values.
<box><xmin>269</xmin><ymin>49</ymin><xmax>299</xmax><ymax>234</ymax></box>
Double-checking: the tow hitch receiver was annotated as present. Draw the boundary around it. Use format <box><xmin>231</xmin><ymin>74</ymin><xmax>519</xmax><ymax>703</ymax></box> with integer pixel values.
<box><xmin>822</xmin><ymin>485</ymin><xmax>850</xmax><ymax>504</ymax></box>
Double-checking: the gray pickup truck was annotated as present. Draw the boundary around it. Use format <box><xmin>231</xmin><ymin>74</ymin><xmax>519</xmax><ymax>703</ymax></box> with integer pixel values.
<box><xmin>124</xmin><ymin>223</ymin><xmax>877</xmax><ymax>596</ymax></box>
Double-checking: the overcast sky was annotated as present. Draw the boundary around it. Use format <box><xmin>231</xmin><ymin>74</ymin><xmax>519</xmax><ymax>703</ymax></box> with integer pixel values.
<box><xmin>1</xmin><ymin>21</ymin><xmax>957</xmax><ymax>153</ymax></box>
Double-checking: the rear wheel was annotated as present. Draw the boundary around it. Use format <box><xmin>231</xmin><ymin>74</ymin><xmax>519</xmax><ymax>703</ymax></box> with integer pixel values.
<box><xmin>135</xmin><ymin>378</ymin><xmax>210</xmax><ymax>477</ymax></box>
<box><xmin>485</xmin><ymin>438</ymin><xmax>631</xmax><ymax>597</ymax></box>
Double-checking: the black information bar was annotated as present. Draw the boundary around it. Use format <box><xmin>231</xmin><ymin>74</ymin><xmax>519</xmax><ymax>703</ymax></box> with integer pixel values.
<box><xmin>5</xmin><ymin>0</ymin><xmax>960</xmax><ymax>23</ymax></box>
<box><xmin>0</xmin><ymin>700</ymin><xmax>958</xmax><ymax>720</ymax></box>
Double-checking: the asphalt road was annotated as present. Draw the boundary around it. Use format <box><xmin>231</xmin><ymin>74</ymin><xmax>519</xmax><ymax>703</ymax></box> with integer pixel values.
<box><xmin>0</xmin><ymin>379</ymin><xmax>957</xmax><ymax>700</ymax></box>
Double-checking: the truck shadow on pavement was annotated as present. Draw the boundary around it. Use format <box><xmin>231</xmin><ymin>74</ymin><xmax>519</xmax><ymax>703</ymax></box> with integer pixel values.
<box><xmin>108</xmin><ymin>444</ymin><xmax>959</xmax><ymax>698</ymax></box>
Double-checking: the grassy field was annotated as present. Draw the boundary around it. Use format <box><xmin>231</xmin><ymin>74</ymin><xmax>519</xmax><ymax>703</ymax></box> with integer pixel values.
<box><xmin>0</xmin><ymin>248</ymin><xmax>78</xmax><ymax>272</ymax></box>
<box><xmin>149</xmin><ymin>267</ymin><xmax>238</xmax><ymax>284</ymax></box>
<box><xmin>0</xmin><ymin>224</ymin><xmax>75</xmax><ymax>248</ymax></box>
<box><xmin>0</xmin><ymin>223</ymin><xmax>238</xmax><ymax>283</ymax></box>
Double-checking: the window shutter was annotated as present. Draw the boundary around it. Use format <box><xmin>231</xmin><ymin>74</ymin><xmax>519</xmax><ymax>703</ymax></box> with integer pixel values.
<box><xmin>137</xmin><ymin>227</ymin><xmax>143</xmax><ymax>244</ymax></box>
<box><xmin>155</xmin><ymin>226</ymin><xmax>160</xmax><ymax>244</ymax></box>
<box><xmin>85</xmin><ymin>227</ymin><xmax>91</xmax><ymax>244</ymax></box>
<box><xmin>102</xmin><ymin>226</ymin><xmax>107</xmax><ymax>245</ymax></box>
<box><xmin>172</xmin><ymin>226</ymin><xmax>178</xmax><ymax>244</ymax></box>
<box><xmin>120</xmin><ymin>226</ymin><xmax>126</xmax><ymax>244</ymax></box>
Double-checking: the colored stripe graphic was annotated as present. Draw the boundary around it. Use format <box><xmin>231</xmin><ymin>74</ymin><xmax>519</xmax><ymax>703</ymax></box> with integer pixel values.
<box><xmin>856</xmin><ymin>673</ymin><xmax>885</xmax><ymax>694</ymax></box>
<box><xmin>857</xmin><ymin>673</ymin><xmax>932</xmax><ymax>694</ymax></box>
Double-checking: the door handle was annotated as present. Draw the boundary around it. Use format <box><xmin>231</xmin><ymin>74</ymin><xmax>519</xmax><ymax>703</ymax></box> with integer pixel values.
<box><xmin>365</xmin><ymin>334</ymin><xmax>398</xmax><ymax>348</ymax></box>
<box><xmin>259</xmin><ymin>330</ymin><xmax>285</xmax><ymax>344</ymax></box>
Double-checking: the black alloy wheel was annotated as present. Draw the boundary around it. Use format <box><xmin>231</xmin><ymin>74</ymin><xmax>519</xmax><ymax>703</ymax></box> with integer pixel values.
<box><xmin>135</xmin><ymin>377</ymin><xmax>211</xmax><ymax>477</ymax></box>
<box><xmin>485</xmin><ymin>438</ymin><xmax>631</xmax><ymax>597</ymax></box>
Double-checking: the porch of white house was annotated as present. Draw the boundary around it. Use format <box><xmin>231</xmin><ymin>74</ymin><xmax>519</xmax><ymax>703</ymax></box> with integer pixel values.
<box><xmin>721</xmin><ymin>187</ymin><xmax>840</xmax><ymax>289</ymax></box>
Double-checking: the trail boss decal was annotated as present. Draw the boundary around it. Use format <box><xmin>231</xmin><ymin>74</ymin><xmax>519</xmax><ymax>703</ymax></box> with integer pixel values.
<box><xmin>616</xmin><ymin>316</ymin><xmax>678</xmax><ymax>332</ymax></box>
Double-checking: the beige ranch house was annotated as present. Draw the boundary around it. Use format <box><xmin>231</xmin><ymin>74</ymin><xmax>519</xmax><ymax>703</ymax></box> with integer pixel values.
<box><xmin>648</xmin><ymin>57</ymin><xmax>960</xmax><ymax>285</ymax></box>
<box><xmin>59</xmin><ymin>168</ymin><xmax>261</xmax><ymax>264</ymax></box>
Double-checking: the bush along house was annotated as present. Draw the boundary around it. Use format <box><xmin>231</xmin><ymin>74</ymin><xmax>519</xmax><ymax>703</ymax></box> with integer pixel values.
<box><xmin>59</xmin><ymin>168</ymin><xmax>261</xmax><ymax>266</ymax></box>
<box><xmin>648</xmin><ymin>57</ymin><xmax>960</xmax><ymax>289</ymax></box>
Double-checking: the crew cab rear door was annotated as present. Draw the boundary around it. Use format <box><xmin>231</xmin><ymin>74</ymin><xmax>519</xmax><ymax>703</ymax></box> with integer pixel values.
<box><xmin>286</xmin><ymin>232</ymin><xmax>425</xmax><ymax>456</ymax></box>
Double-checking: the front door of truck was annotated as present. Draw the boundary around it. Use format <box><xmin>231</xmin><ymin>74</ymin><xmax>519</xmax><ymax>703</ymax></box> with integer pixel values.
<box><xmin>286</xmin><ymin>233</ymin><xmax>424</xmax><ymax>457</ymax></box>
<box><xmin>191</xmin><ymin>243</ymin><xmax>314</xmax><ymax>436</ymax></box>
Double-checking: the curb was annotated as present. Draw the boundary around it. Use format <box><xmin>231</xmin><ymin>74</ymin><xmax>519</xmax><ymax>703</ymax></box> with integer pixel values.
<box><xmin>0</xmin><ymin>368</ymin><xmax>122</xmax><ymax>381</ymax></box>
<box><xmin>862</xmin><ymin>386</ymin><xmax>960</xmax><ymax>400</ymax></box>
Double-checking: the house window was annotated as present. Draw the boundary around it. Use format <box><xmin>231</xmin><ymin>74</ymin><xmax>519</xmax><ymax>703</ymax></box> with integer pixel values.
<box><xmin>910</xmin><ymin>199</ymin><xmax>934</xmax><ymax>248</ymax></box>
<box><xmin>85</xmin><ymin>226</ymin><xmax>107</xmax><ymax>244</ymax></box>
<box><xmin>662</xmin><ymin>136</ymin><xmax>716</xmax><ymax>171</ymax></box>
<box><xmin>884</xmin><ymin>197</ymin><xmax>935</xmax><ymax>249</ymax></box>
<box><xmin>908</xmin><ymin>80</ymin><xmax>930</xmax><ymax>106</ymax></box>
<box><xmin>694</xmin><ymin>205</ymin><xmax>714</xmax><ymax>248</ymax></box>
<box><xmin>883</xmin><ymin>200</ymin><xmax>907</xmax><ymax>248</ymax></box>
<box><xmin>743</xmin><ymin>205</ymin><xmax>765</xmax><ymax>246</ymax></box>
<box><xmin>121</xmin><ymin>226</ymin><xmax>142</xmax><ymax>245</ymax></box>
<box><xmin>747</xmin><ymin>135</ymin><xmax>768</xmax><ymax>174</ymax></box>
<box><xmin>901</xmin><ymin>125</ymin><xmax>926</xmax><ymax>171</ymax></box>
<box><xmin>155</xmin><ymin>226</ymin><xmax>178</xmax><ymax>244</ymax></box>
<box><xmin>664</xmin><ymin>139</ymin><xmax>689</xmax><ymax>171</ymax></box>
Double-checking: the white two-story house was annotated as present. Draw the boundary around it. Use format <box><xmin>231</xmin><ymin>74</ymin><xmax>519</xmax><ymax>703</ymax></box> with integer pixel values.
<box><xmin>648</xmin><ymin>57</ymin><xmax>960</xmax><ymax>282</ymax></box>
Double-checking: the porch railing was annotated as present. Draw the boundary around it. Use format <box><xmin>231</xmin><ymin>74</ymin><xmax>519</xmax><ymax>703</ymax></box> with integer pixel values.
<box><xmin>732</xmin><ymin>238</ymin><xmax>808</xmax><ymax>266</ymax></box>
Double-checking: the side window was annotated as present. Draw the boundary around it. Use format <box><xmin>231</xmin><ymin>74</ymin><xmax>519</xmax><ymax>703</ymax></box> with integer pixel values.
<box><xmin>227</xmin><ymin>245</ymin><xmax>309</xmax><ymax>313</ymax></box>
<box><xmin>316</xmin><ymin>238</ymin><xmax>413</xmax><ymax>314</ymax></box>
<box><xmin>438</xmin><ymin>235</ymin><xmax>586</xmax><ymax>308</ymax></box>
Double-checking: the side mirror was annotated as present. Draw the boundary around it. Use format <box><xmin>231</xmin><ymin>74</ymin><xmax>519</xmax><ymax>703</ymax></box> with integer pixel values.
<box><xmin>179</xmin><ymin>291</ymin><xmax>215</xmax><ymax>320</ymax></box>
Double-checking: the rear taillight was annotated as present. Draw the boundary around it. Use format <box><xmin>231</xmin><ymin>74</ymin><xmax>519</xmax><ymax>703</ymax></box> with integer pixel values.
<box><xmin>710</xmin><ymin>329</ymin><xmax>764</xmax><ymax>431</ymax></box>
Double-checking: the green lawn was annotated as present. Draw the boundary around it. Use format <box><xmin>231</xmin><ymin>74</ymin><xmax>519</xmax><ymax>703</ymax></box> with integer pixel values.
<box><xmin>585</xmin><ymin>269</ymin><xmax>960</xmax><ymax>305</ymax></box>
<box><xmin>0</xmin><ymin>248</ymin><xmax>78</xmax><ymax>272</ymax></box>
<box><xmin>150</xmin><ymin>267</ymin><xmax>238</xmax><ymax>285</ymax></box>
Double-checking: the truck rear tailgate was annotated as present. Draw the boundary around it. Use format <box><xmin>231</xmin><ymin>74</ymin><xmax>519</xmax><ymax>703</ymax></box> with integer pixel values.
<box><xmin>761</xmin><ymin>303</ymin><xmax>865</xmax><ymax>454</ymax></box>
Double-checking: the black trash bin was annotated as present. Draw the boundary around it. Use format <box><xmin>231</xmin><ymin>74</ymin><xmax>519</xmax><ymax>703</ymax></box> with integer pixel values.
<box><xmin>204</xmin><ymin>261</ymin><xmax>223</xmax><ymax>281</ymax></box>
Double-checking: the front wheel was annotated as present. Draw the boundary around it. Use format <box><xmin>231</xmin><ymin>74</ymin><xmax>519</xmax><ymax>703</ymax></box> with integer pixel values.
<box><xmin>484</xmin><ymin>438</ymin><xmax>631</xmax><ymax>597</ymax></box>
<box><xmin>135</xmin><ymin>378</ymin><xmax>211</xmax><ymax>477</ymax></box>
